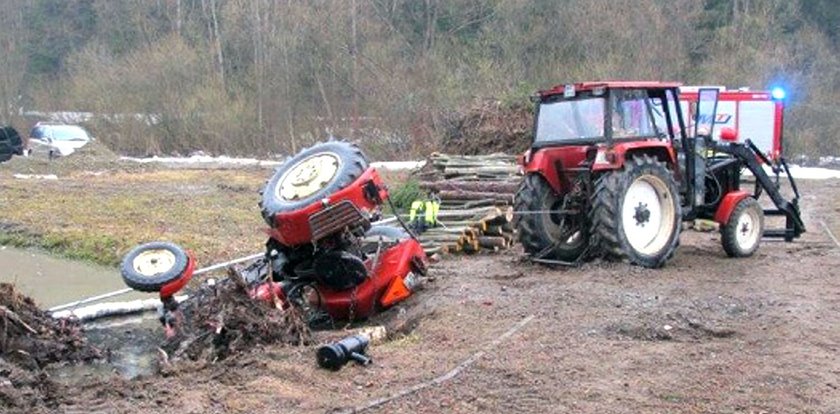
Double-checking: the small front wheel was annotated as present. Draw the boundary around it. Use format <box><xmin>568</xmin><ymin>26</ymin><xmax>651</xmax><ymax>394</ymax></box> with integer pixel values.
<box><xmin>721</xmin><ymin>197</ymin><xmax>764</xmax><ymax>257</ymax></box>
<box><xmin>120</xmin><ymin>242</ymin><xmax>191</xmax><ymax>292</ymax></box>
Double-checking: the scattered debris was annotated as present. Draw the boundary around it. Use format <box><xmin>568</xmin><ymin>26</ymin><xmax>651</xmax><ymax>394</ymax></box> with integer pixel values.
<box><xmin>159</xmin><ymin>268</ymin><xmax>311</xmax><ymax>366</ymax></box>
<box><xmin>0</xmin><ymin>284</ymin><xmax>100</xmax><ymax>366</ymax></box>
<box><xmin>0</xmin><ymin>283</ymin><xmax>100</xmax><ymax>411</ymax></box>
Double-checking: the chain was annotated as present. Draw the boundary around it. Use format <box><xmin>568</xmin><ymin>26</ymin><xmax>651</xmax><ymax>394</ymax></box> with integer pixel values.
<box><xmin>511</xmin><ymin>209</ymin><xmax>579</xmax><ymax>215</ymax></box>
<box><xmin>347</xmin><ymin>286</ymin><xmax>357</xmax><ymax>324</ymax></box>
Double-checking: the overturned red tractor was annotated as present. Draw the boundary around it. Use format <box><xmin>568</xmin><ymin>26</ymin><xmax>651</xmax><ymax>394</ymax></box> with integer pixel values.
<box><xmin>515</xmin><ymin>82</ymin><xmax>805</xmax><ymax>268</ymax></box>
<box><xmin>121</xmin><ymin>141</ymin><xmax>427</xmax><ymax>332</ymax></box>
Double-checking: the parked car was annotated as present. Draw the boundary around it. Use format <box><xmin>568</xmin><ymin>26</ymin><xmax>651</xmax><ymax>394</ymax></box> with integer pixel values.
<box><xmin>27</xmin><ymin>123</ymin><xmax>92</xmax><ymax>159</ymax></box>
<box><xmin>0</xmin><ymin>126</ymin><xmax>24</xmax><ymax>162</ymax></box>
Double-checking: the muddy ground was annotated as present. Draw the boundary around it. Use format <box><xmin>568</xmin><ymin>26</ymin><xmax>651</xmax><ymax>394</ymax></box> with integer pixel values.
<box><xmin>1</xmin><ymin>178</ymin><xmax>833</xmax><ymax>413</ymax></box>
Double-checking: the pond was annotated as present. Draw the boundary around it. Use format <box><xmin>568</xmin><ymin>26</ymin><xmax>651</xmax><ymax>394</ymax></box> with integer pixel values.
<box><xmin>0</xmin><ymin>245</ymin><xmax>151</xmax><ymax>308</ymax></box>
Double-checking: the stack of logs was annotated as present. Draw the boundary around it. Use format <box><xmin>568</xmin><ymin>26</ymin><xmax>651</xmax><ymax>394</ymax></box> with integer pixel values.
<box><xmin>414</xmin><ymin>153</ymin><xmax>522</xmax><ymax>255</ymax></box>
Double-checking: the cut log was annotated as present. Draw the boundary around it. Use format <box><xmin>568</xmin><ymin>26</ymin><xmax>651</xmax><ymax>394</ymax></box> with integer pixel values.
<box><xmin>419</xmin><ymin>181</ymin><xmax>520</xmax><ymax>194</ymax></box>
<box><xmin>438</xmin><ymin>190</ymin><xmax>515</xmax><ymax>202</ymax></box>
<box><xmin>443</xmin><ymin>166</ymin><xmax>519</xmax><ymax>176</ymax></box>
<box><xmin>480</xmin><ymin>207</ymin><xmax>514</xmax><ymax>227</ymax></box>
<box><xmin>435</xmin><ymin>207</ymin><xmax>499</xmax><ymax>221</ymax></box>
<box><xmin>422</xmin><ymin>226</ymin><xmax>472</xmax><ymax>235</ymax></box>
<box><xmin>478</xmin><ymin>236</ymin><xmax>508</xmax><ymax>249</ymax></box>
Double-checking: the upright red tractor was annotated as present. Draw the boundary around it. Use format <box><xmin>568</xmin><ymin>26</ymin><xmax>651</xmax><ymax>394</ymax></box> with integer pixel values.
<box><xmin>515</xmin><ymin>82</ymin><xmax>804</xmax><ymax>268</ymax></box>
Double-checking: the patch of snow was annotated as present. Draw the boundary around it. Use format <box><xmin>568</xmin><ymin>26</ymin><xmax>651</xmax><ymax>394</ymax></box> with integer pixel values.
<box><xmin>744</xmin><ymin>165</ymin><xmax>840</xmax><ymax>180</ymax></box>
<box><xmin>371</xmin><ymin>161</ymin><xmax>426</xmax><ymax>171</ymax></box>
<box><xmin>121</xmin><ymin>155</ymin><xmax>426</xmax><ymax>171</ymax></box>
<box><xmin>120</xmin><ymin>155</ymin><xmax>281</xmax><ymax>167</ymax></box>
<box><xmin>13</xmin><ymin>174</ymin><xmax>58</xmax><ymax>180</ymax></box>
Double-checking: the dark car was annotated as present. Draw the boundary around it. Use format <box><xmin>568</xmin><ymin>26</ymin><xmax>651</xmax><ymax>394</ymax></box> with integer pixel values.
<box><xmin>0</xmin><ymin>126</ymin><xmax>24</xmax><ymax>162</ymax></box>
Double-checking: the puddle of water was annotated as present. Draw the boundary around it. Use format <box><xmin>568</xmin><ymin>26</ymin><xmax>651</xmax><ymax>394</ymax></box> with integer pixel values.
<box><xmin>50</xmin><ymin>314</ymin><xmax>163</xmax><ymax>381</ymax></box>
<box><xmin>0</xmin><ymin>245</ymin><xmax>151</xmax><ymax>308</ymax></box>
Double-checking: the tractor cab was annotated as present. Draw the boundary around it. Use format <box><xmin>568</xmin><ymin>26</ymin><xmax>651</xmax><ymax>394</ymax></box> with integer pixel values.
<box><xmin>532</xmin><ymin>82</ymin><xmax>686</xmax><ymax>149</ymax></box>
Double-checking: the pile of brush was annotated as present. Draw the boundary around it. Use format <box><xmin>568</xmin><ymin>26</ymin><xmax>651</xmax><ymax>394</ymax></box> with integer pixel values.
<box><xmin>160</xmin><ymin>268</ymin><xmax>310</xmax><ymax>365</ymax></box>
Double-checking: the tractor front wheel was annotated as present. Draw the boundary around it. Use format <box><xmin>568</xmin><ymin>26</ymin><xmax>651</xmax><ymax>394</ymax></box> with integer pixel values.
<box><xmin>721</xmin><ymin>197</ymin><xmax>764</xmax><ymax>257</ymax></box>
<box><xmin>515</xmin><ymin>174</ymin><xmax>588</xmax><ymax>262</ymax></box>
<box><xmin>590</xmin><ymin>154</ymin><xmax>681</xmax><ymax>268</ymax></box>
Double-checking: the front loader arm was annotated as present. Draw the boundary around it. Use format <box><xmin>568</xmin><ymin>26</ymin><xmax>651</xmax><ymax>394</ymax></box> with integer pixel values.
<box><xmin>712</xmin><ymin>139</ymin><xmax>805</xmax><ymax>241</ymax></box>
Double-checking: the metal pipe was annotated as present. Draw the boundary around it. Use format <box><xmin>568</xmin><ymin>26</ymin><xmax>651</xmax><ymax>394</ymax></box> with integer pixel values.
<box><xmin>47</xmin><ymin>252</ymin><xmax>265</xmax><ymax>313</ymax></box>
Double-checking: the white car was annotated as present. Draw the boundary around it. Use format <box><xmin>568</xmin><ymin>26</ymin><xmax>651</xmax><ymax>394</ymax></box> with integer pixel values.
<box><xmin>27</xmin><ymin>123</ymin><xmax>92</xmax><ymax>158</ymax></box>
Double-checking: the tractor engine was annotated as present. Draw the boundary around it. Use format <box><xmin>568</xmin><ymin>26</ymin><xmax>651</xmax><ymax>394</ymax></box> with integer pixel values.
<box><xmin>261</xmin><ymin>163</ymin><xmax>388</xmax><ymax>292</ymax></box>
<box><xmin>254</xmin><ymin>141</ymin><xmax>426</xmax><ymax>322</ymax></box>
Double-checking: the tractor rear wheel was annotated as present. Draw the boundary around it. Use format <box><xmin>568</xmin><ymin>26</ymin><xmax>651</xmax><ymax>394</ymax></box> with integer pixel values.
<box><xmin>515</xmin><ymin>174</ymin><xmax>587</xmax><ymax>261</ymax></box>
<box><xmin>721</xmin><ymin>197</ymin><xmax>763</xmax><ymax>257</ymax></box>
<box><xmin>589</xmin><ymin>154</ymin><xmax>681</xmax><ymax>268</ymax></box>
<box><xmin>260</xmin><ymin>141</ymin><xmax>368</xmax><ymax>226</ymax></box>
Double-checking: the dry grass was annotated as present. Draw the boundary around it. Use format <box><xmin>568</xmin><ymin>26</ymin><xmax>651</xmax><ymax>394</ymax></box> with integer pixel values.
<box><xmin>0</xmin><ymin>163</ymin><xmax>268</xmax><ymax>266</ymax></box>
<box><xmin>0</xmin><ymin>156</ymin><xmax>414</xmax><ymax>267</ymax></box>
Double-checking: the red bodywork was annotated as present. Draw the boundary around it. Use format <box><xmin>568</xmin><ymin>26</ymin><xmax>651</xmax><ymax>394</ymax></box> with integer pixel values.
<box><xmin>252</xmin><ymin>238</ymin><xmax>426</xmax><ymax>319</ymax></box>
<box><xmin>714</xmin><ymin>191</ymin><xmax>750</xmax><ymax>225</ymax></box>
<box><xmin>267</xmin><ymin>168</ymin><xmax>389</xmax><ymax>246</ymax></box>
<box><xmin>523</xmin><ymin>141</ymin><xmax>678</xmax><ymax>194</ymax></box>
<box><xmin>539</xmin><ymin>81</ymin><xmax>682</xmax><ymax>97</ymax></box>
<box><xmin>525</xmin><ymin>81</ymin><xmax>683</xmax><ymax>194</ymax></box>
<box><xmin>159</xmin><ymin>253</ymin><xmax>196</xmax><ymax>299</ymax></box>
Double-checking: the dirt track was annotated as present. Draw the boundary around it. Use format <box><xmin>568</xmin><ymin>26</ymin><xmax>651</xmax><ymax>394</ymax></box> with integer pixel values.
<box><xmin>12</xmin><ymin>179</ymin><xmax>840</xmax><ymax>413</ymax></box>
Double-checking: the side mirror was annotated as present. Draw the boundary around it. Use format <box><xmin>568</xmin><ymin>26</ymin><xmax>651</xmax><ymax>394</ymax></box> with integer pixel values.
<box><xmin>720</xmin><ymin>127</ymin><xmax>738</xmax><ymax>142</ymax></box>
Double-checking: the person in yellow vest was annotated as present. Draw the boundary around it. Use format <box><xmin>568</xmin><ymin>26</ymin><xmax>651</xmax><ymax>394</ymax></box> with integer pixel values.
<box><xmin>408</xmin><ymin>197</ymin><xmax>440</xmax><ymax>232</ymax></box>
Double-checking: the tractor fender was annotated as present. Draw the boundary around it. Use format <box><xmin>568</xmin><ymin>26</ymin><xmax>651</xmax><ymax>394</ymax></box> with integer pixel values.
<box><xmin>714</xmin><ymin>191</ymin><xmax>751</xmax><ymax>224</ymax></box>
<box><xmin>521</xmin><ymin>146</ymin><xmax>590</xmax><ymax>194</ymax></box>
<box><xmin>592</xmin><ymin>141</ymin><xmax>677</xmax><ymax>172</ymax></box>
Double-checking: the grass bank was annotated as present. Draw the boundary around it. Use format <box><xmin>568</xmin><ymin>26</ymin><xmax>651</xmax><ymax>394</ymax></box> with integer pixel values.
<box><xmin>0</xmin><ymin>163</ymin><xmax>268</xmax><ymax>266</ymax></box>
<box><xmin>0</xmin><ymin>154</ymin><xmax>414</xmax><ymax>267</ymax></box>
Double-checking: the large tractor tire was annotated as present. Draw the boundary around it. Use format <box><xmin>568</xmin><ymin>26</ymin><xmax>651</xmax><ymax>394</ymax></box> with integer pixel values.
<box><xmin>515</xmin><ymin>174</ymin><xmax>588</xmax><ymax>261</ymax></box>
<box><xmin>589</xmin><ymin>154</ymin><xmax>681</xmax><ymax>268</ymax></box>
<box><xmin>260</xmin><ymin>141</ymin><xmax>368</xmax><ymax>225</ymax></box>
<box><xmin>721</xmin><ymin>197</ymin><xmax>764</xmax><ymax>257</ymax></box>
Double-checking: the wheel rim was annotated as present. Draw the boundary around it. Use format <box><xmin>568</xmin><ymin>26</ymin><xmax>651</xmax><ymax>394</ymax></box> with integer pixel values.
<box><xmin>541</xmin><ymin>196</ymin><xmax>584</xmax><ymax>248</ymax></box>
<box><xmin>277</xmin><ymin>153</ymin><xmax>341</xmax><ymax>201</ymax></box>
<box><xmin>621</xmin><ymin>174</ymin><xmax>676</xmax><ymax>255</ymax></box>
<box><xmin>132</xmin><ymin>249</ymin><xmax>177</xmax><ymax>277</ymax></box>
<box><xmin>735</xmin><ymin>206</ymin><xmax>761</xmax><ymax>251</ymax></box>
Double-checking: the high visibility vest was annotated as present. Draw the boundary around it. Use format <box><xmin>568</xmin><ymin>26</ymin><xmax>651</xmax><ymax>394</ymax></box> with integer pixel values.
<box><xmin>409</xmin><ymin>199</ymin><xmax>440</xmax><ymax>226</ymax></box>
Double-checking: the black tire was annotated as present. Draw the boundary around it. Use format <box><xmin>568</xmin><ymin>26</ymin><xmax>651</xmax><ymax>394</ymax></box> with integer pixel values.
<box><xmin>721</xmin><ymin>197</ymin><xmax>764</xmax><ymax>257</ymax></box>
<box><xmin>260</xmin><ymin>140</ymin><xmax>368</xmax><ymax>225</ymax></box>
<box><xmin>120</xmin><ymin>242</ymin><xmax>190</xmax><ymax>292</ymax></box>
<box><xmin>589</xmin><ymin>154</ymin><xmax>681</xmax><ymax>268</ymax></box>
<box><xmin>514</xmin><ymin>174</ymin><xmax>588</xmax><ymax>261</ymax></box>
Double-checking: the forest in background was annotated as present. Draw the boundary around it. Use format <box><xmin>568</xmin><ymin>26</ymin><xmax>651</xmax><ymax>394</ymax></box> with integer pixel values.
<box><xmin>0</xmin><ymin>0</ymin><xmax>837</xmax><ymax>159</ymax></box>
